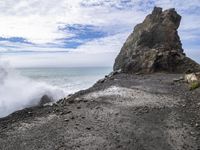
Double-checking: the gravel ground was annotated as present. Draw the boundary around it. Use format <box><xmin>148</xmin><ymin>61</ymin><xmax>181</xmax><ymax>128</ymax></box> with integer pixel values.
<box><xmin>0</xmin><ymin>73</ymin><xmax>200</xmax><ymax>150</ymax></box>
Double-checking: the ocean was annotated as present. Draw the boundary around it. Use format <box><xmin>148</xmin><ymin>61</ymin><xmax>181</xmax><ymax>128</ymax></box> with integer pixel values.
<box><xmin>0</xmin><ymin>66</ymin><xmax>112</xmax><ymax>118</ymax></box>
<box><xmin>16</xmin><ymin>67</ymin><xmax>112</xmax><ymax>94</ymax></box>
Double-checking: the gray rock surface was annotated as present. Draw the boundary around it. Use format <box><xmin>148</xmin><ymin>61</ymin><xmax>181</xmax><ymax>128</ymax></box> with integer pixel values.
<box><xmin>114</xmin><ymin>7</ymin><xmax>200</xmax><ymax>73</ymax></box>
<box><xmin>0</xmin><ymin>73</ymin><xmax>200</xmax><ymax>150</ymax></box>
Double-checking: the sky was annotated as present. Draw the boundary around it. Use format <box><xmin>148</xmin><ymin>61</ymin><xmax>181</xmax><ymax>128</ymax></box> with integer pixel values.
<box><xmin>0</xmin><ymin>0</ymin><xmax>199</xmax><ymax>68</ymax></box>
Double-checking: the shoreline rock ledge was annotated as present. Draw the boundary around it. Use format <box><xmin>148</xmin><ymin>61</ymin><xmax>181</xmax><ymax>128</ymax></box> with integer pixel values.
<box><xmin>114</xmin><ymin>7</ymin><xmax>200</xmax><ymax>73</ymax></box>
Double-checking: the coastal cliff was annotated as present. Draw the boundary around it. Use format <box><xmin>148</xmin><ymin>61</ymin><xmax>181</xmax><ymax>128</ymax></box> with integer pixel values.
<box><xmin>0</xmin><ymin>7</ymin><xmax>200</xmax><ymax>150</ymax></box>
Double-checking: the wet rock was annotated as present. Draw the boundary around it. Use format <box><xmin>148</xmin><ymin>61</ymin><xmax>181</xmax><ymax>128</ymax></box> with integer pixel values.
<box><xmin>39</xmin><ymin>95</ymin><xmax>53</xmax><ymax>106</ymax></box>
<box><xmin>114</xmin><ymin>7</ymin><xmax>200</xmax><ymax>73</ymax></box>
<box><xmin>97</xmin><ymin>78</ymin><xmax>106</xmax><ymax>83</ymax></box>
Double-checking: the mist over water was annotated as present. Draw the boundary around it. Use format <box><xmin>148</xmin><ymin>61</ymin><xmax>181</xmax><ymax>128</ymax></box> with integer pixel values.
<box><xmin>0</xmin><ymin>61</ymin><xmax>65</xmax><ymax>118</ymax></box>
<box><xmin>0</xmin><ymin>60</ymin><xmax>111</xmax><ymax>118</ymax></box>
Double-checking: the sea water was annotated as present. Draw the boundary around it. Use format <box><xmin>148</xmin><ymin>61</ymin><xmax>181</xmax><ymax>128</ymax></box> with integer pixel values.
<box><xmin>17</xmin><ymin>67</ymin><xmax>112</xmax><ymax>94</ymax></box>
<box><xmin>0</xmin><ymin>66</ymin><xmax>111</xmax><ymax>118</ymax></box>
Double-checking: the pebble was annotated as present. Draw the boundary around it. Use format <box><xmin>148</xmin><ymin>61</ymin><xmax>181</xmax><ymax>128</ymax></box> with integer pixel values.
<box><xmin>66</xmin><ymin>111</ymin><xmax>72</xmax><ymax>114</ymax></box>
<box><xmin>60</xmin><ymin>112</ymin><xmax>64</xmax><ymax>115</ymax></box>
<box><xmin>86</xmin><ymin>127</ymin><xmax>91</xmax><ymax>130</ymax></box>
<box><xmin>68</xmin><ymin>100</ymin><xmax>74</xmax><ymax>104</ymax></box>
<box><xmin>77</xmin><ymin>106</ymin><xmax>81</xmax><ymax>109</ymax></box>
<box><xmin>64</xmin><ymin>119</ymin><xmax>69</xmax><ymax>122</ymax></box>
<box><xmin>83</xmin><ymin>100</ymin><xmax>88</xmax><ymax>103</ymax></box>
<box><xmin>70</xmin><ymin>116</ymin><xmax>75</xmax><ymax>120</ymax></box>
<box><xmin>190</xmin><ymin>131</ymin><xmax>195</xmax><ymax>135</ymax></box>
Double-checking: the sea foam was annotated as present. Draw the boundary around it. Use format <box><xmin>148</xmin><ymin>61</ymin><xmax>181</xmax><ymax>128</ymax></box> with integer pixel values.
<box><xmin>0</xmin><ymin>61</ymin><xmax>65</xmax><ymax>118</ymax></box>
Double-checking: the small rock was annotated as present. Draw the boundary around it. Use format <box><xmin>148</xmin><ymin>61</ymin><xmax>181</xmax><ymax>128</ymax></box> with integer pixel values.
<box><xmin>70</xmin><ymin>116</ymin><xmax>75</xmax><ymax>120</ymax></box>
<box><xmin>68</xmin><ymin>100</ymin><xmax>74</xmax><ymax>104</ymax></box>
<box><xmin>110</xmin><ymin>77</ymin><xmax>114</xmax><ymax>80</ymax></box>
<box><xmin>66</xmin><ymin>111</ymin><xmax>72</xmax><ymax>114</ymax></box>
<box><xmin>86</xmin><ymin>127</ymin><xmax>91</xmax><ymax>130</ymax></box>
<box><xmin>60</xmin><ymin>112</ymin><xmax>64</xmax><ymax>115</ymax></box>
<box><xmin>173</xmin><ymin>77</ymin><xmax>184</xmax><ymax>82</ymax></box>
<box><xmin>182</xmin><ymin>104</ymin><xmax>186</xmax><ymax>107</ymax></box>
<box><xmin>190</xmin><ymin>131</ymin><xmax>195</xmax><ymax>135</ymax></box>
<box><xmin>97</xmin><ymin>78</ymin><xmax>105</xmax><ymax>83</ymax></box>
<box><xmin>77</xmin><ymin>106</ymin><xmax>81</xmax><ymax>109</ymax></box>
<box><xmin>185</xmin><ymin>72</ymin><xmax>200</xmax><ymax>83</ymax></box>
<box><xmin>115</xmin><ymin>112</ymin><xmax>119</xmax><ymax>116</ymax></box>
<box><xmin>136</xmin><ymin>72</ymin><xmax>142</xmax><ymax>75</ymax></box>
<box><xmin>68</xmin><ymin>94</ymin><xmax>73</xmax><ymax>97</ymax></box>
<box><xmin>83</xmin><ymin>100</ymin><xmax>88</xmax><ymax>103</ymax></box>
<box><xmin>64</xmin><ymin>119</ymin><xmax>69</xmax><ymax>122</ymax></box>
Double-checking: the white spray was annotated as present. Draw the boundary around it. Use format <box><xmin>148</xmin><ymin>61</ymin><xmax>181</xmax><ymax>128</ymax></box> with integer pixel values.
<box><xmin>0</xmin><ymin>61</ymin><xmax>65</xmax><ymax>118</ymax></box>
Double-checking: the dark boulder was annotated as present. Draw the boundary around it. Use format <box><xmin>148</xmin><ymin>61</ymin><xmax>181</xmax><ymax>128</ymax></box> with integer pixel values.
<box><xmin>114</xmin><ymin>7</ymin><xmax>200</xmax><ymax>73</ymax></box>
<box><xmin>39</xmin><ymin>95</ymin><xmax>53</xmax><ymax>106</ymax></box>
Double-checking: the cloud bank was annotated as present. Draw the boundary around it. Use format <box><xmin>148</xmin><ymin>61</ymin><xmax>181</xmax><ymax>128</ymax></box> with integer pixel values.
<box><xmin>0</xmin><ymin>0</ymin><xmax>199</xmax><ymax>67</ymax></box>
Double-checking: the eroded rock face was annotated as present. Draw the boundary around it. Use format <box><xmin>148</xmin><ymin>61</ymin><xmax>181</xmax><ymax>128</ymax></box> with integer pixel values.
<box><xmin>114</xmin><ymin>7</ymin><xmax>200</xmax><ymax>73</ymax></box>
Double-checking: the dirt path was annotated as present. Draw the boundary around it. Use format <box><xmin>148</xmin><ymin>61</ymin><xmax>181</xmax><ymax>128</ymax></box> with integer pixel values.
<box><xmin>0</xmin><ymin>73</ymin><xmax>200</xmax><ymax>150</ymax></box>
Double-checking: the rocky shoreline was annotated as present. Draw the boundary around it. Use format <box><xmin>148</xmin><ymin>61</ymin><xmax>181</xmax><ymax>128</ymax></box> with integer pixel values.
<box><xmin>0</xmin><ymin>73</ymin><xmax>200</xmax><ymax>149</ymax></box>
<box><xmin>1</xmin><ymin>7</ymin><xmax>200</xmax><ymax>150</ymax></box>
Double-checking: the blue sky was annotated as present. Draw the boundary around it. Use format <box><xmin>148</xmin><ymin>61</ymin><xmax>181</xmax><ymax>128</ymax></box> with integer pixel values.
<box><xmin>0</xmin><ymin>0</ymin><xmax>199</xmax><ymax>67</ymax></box>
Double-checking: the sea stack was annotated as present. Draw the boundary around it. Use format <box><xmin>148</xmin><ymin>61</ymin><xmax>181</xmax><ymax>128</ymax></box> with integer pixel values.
<box><xmin>114</xmin><ymin>7</ymin><xmax>200</xmax><ymax>73</ymax></box>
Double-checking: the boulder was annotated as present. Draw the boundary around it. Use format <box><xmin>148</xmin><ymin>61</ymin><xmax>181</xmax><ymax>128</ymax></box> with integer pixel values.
<box><xmin>114</xmin><ymin>7</ymin><xmax>200</xmax><ymax>73</ymax></box>
<box><xmin>39</xmin><ymin>95</ymin><xmax>53</xmax><ymax>106</ymax></box>
<box><xmin>185</xmin><ymin>72</ymin><xmax>200</xmax><ymax>90</ymax></box>
<box><xmin>185</xmin><ymin>72</ymin><xmax>200</xmax><ymax>83</ymax></box>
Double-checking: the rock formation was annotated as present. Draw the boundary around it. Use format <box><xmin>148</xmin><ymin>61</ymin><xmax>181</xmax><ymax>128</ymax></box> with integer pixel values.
<box><xmin>114</xmin><ymin>7</ymin><xmax>200</xmax><ymax>73</ymax></box>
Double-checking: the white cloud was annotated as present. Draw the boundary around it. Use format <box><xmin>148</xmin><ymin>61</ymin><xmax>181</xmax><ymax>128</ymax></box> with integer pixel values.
<box><xmin>0</xmin><ymin>0</ymin><xmax>147</xmax><ymax>44</ymax></box>
<box><xmin>1</xmin><ymin>52</ymin><xmax>116</xmax><ymax>68</ymax></box>
<box><xmin>0</xmin><ymin>0</ymin><xmax>199</xmax><ymax>67</ymax></box>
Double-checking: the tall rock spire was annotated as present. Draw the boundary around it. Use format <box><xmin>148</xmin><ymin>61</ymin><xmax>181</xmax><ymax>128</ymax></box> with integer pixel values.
<box><xmin>114</xmin><ymin>7</ymin><xmax>200</xmax><ymax>73</ymax></box>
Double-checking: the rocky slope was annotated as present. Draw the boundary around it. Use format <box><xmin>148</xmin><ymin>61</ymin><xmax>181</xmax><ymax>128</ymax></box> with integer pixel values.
<box><xmin>0</xmin><ymin>7</ymin><xmax>200</xmax><ymax>150</ymax></box>
<box><xmin>0</xmin><ymin>73</ymin><xmax>200</xmax><ymax>150</ymax></box>
<box><xmin>114</xmin><ymin>7</ymin><xmax>200</xmax><ymax>73</ymax></box>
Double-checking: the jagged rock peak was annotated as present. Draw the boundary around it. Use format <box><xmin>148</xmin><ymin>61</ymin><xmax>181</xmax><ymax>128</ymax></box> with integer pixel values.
<box><xmin>114</xmin><ymin>7</ymin><xmax>200</xmax><ymax>73</ymax></box>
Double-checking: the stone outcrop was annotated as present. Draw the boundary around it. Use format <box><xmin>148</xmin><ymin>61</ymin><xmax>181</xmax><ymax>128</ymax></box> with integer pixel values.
<box><xmin>114</xmin><ymin>7</ymin><xmax>200</xmax><ymax>73</ymax></box>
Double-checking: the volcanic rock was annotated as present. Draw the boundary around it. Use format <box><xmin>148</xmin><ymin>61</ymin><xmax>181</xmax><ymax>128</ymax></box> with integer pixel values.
<box><xmin>114</xmin><ymin>7</ymin><xmax>200</xmax><ymax>73</ymax></box>
<box><xmin>39</xmin><ymin>95</ymin><xmax>53</xmax><ymax>106</ymax></box>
